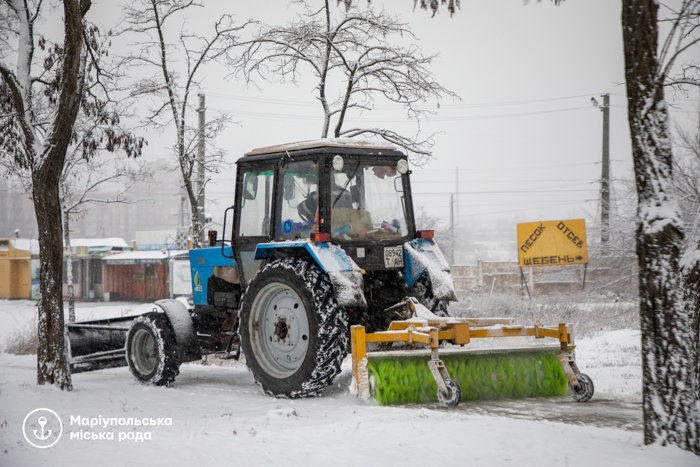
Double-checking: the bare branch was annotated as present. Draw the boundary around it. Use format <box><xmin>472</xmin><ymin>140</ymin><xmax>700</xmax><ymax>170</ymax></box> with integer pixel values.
<box><xmin>233</xmin><ymin>1</ymin><xmax>457</xmax><ymax>159</ymax></box>
<box><xmin>119</xmin><ymin>0</ymin><xmax>250</xmax><ymax>246</ymax></box>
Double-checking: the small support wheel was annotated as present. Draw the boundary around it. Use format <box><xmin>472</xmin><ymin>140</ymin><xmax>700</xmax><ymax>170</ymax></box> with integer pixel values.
<box><xmin>437</xmin><ymin>379</ymin><xmax>462</xmax><ymax>408</ymax></box>
<box><xmin>569</xmin><ymin>373</ymin><xmax>594</xmax><ymax>402</ymax></box>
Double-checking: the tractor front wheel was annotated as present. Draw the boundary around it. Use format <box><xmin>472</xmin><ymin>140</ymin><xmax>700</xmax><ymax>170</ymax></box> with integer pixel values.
<box><xmin>239</xmin><ymin>258</ymin><xmax>348</xmax><ymax>397</ymax></box>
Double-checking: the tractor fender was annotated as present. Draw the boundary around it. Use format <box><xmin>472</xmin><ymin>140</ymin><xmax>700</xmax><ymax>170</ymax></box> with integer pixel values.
<box><xmin>254</xmin><ymin>240</ymin><xmax>367</xmax><ymax>308</ymax></box>
<box><xmin>404</xmin><ymin>239</ymin><xmax>457</xmax><ymax>301</ymax></box>
<box><xmin>154</xmin><ymin>299</ymin><xmax>202</xmax><ymax>363</ymax></box>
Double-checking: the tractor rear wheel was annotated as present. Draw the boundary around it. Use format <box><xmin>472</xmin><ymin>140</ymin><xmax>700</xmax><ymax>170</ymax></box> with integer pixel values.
<box><xmin>126</xmin><ymin>313</ymin><xmax>180</xmax><ymax>386</ymax></box>
<box><xmin>240</xmin><ymin>258</ymin><xmax>349</xmax><ymax>397</ymax></box>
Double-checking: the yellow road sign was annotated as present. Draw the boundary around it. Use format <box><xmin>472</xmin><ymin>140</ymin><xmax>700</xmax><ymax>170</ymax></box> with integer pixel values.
<box><xmin>517</xmin><ymin>218</ymin><xmax>588</xmax><ymax>268</ymax></box>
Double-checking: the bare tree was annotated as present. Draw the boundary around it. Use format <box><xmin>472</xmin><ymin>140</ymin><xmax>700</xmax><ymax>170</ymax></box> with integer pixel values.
<box><xmin>0</xmin><ymin>0</ymin><xmax>143</xmax><ymax>390</ymax></box>
<box><xmin>234</xmin><ymin>0</ymin><xmax>457</xmax><ymax>162</ymax></box>
<box><xmin>61</xmin><ymin>150</ymin><xmax>150</xmax><ymax>323</ymax></box>
<box><xmin>120</xmin><ymin>0</ymin><xmax>250</xmax><ymax>247</ymax></box>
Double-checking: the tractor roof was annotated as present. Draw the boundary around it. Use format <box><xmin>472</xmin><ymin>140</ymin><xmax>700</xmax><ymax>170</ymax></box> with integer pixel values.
<box><xmin>244</xmin><ymin>138</ymin><xmax>397</xmax><ymax>157</ymax></box>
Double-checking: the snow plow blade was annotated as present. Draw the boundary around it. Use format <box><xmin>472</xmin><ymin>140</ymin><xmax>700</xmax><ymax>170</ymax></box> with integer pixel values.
<box><xmin>67</xmin><ymin>315</ymin><xmax>140</xmax><ymax>373</ymax></box>
<box><xmin>350</xmin><ymin>312</ymin><xmax>594</xmax><ymax>408</ymax></box>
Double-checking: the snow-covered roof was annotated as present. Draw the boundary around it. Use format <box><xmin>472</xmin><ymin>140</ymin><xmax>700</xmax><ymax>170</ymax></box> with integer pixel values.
<box><xmin>3</xmin><ymin>238</ymin><xmax>128</xmax><ymax>256</ymax></box>
<box><xmin>103</xmin><ymin>250</ymin><xmax>188</xmax><ymax>264</ymax></box>
<box><xmin>244</xmin><ymin>138</ymin><xmax>396</xmax><ymax>156</ymax></box>
<box><xmin>10</xmin><ymin>239</ymin><xmax>39</xmax><ymax>255</ymax></box>
<box><xmin>69</xmin><ymin>238</ymin><xmax>128</xmax><ymax>249</ymax></box>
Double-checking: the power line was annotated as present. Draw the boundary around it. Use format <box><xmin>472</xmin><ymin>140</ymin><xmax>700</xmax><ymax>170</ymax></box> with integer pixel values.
<box><xmin>212</xmin><ymin>105</ymin><xmax>592</xmax><ymax>123</ymax></box>
<box><xmin>435</xmin><ymin>93</ymin><xmax>597</xmax><ymax>109</ymax></box>
<box><xmin>419</xmin><ymin>106</ymin><xmax>591</xmax><ymax>121</ymax></box>
<box><xmin>415</xmin><ymin>199</ymin><xmax>595</xmax><ymax>217</ymax></box>
<box><xmin>411</xmin><ymin>179</ymin><xmax>595</xmax><ymax>185</ymax></box>
<box><xmin>417</xmin><ymin>161</ymin><xmax>597</xmax><ymax>173</ymax></box>
<box><xmin>207</xmin><ymin>91</ymin><xmax>601</xmax><ymax>110</ymax></box>
<box><xmin>465</xmin><ymin>200</ymin><xmax>594</xmax><ymax>217</ymax></box>
<box><xmin>414</xmin><ymin>188</ymin><xmax>594</xmax><ymax>195</ymax></box>
<box><xmin>416</xmin><ymin>199</ymin><xmax>593</xmax><ymax>209</ymax></box>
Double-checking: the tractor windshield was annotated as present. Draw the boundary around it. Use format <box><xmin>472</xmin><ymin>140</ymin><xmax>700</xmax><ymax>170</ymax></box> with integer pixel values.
<box><xmin>331</xmin><ymin>161</ymin><xmax>409</xmax><ymax>241</ymax></box>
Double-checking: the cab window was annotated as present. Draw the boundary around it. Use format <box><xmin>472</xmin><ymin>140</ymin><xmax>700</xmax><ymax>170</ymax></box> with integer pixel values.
<box><xmin>278</xmin><ymin>160</ymin><xmax>319</xmax><ymax>240</ymax></box>
<box><xmin>239</xmin><ymin>170</ymin><xmax>273</xmax><ymax>237</ymax></box>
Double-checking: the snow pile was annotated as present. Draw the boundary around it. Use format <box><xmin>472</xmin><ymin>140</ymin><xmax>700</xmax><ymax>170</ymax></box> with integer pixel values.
<box><xmin>575</xmin><ymin>329</ymin><xmax>643</xmax><ymax>397</ymax></box>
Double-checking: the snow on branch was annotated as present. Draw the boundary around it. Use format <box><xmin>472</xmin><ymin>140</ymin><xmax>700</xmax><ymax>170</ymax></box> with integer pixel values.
<box><xmin>339</xmin><ymin>127</ymin><xmax>436</xmax><ymax>164</ymax></box>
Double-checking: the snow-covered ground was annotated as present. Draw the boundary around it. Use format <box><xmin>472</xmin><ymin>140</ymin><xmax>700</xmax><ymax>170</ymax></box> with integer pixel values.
<box><xmin>0</xmin><ymin>300</ymin><xmax>695</xmax><ymax>466</ymax></box>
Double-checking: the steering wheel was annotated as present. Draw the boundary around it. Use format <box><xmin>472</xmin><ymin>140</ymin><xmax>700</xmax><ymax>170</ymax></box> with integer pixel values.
<box><xmin>297</xmin><ymin>191</ymin><xmax>318</xmax><ymax>223</ymax></box>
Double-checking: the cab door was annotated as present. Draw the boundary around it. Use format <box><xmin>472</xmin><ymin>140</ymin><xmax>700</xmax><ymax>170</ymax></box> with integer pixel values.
<box><xmin>232</xmin><ymin>162</ymin><xmax>275</xmax><ymax>286</ymax></box>
<box><xmin>275</xmin><ymin>159</ymin><xmax>320</xmax><ymax>241</ymax></box>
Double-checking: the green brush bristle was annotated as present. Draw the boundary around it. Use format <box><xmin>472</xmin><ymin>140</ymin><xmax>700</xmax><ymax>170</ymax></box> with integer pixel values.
<box><xmin>366</xmin><ymin>349</ymin><xmax>568</xmax><ymax>405</ymax></box>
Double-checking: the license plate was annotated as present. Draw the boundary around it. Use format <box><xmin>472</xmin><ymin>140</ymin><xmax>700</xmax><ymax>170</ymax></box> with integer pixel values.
<box><xmin>383</xmin><ymin>246</ymin><xmax>404</xmax><ymax>268</ymax></box>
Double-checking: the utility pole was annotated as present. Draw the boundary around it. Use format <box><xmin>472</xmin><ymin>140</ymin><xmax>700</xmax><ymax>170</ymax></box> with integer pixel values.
<box><xmin>455</xmin><ymin>166</ymin><xmax>459</xmax><ymax>228</ymax></box>
<box><xmin>449</xmin><ymin>192</ymin><xmax>455</xmax><ymax>265</ymax></box>
<box><xmin>601</xmin><ymin>93</ymin><xmax>610</xmax><ymax>246</ymax></box>
<box><xmin>197</xmin><ymin>93</ymin><xmax>206</xmax><ymax>245</ymax></box>
<box><xmin>454</xmin><ymin>167</ymin><xmax>460</xmax><ymax>264</ymax></box>
<box><xmin>177</xmin><ymin>187</ymin><xmax>187</xmax><ymax>249</ymax></box>
<box><xmin>592</xmin><ymin>93</ymin><xmax>610</xmax><ymax>246</ymax></box>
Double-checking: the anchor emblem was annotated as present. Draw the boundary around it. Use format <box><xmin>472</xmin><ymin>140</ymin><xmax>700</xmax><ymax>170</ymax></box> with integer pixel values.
<box><xmin>33</xmin><ymin>416</ymin><xmax>52</xmax><ymax>440</ymax></box>
<box><xmin>22</xmin><ymin>408</ymin><xmax>63</xmax><ymax>449</ymax></box>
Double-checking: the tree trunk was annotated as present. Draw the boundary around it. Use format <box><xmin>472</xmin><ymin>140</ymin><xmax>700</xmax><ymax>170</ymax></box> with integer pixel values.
<box><xmin>189</xmin><ymin>195</ymin><xmax>203</xmax><ymax>248</ymax></box>
<box><xmin>319</xmin><ymin>0</ymin><xmax>332</xmax><ymax>138</ymax></box>
<box><xmin>622</xmin><ymin>0</ymin><xmax>699</xmax><ymax>453</ymax></box>
<box><xmin>63</xmin><ymin>210</ymin><xmax>76</xmax><ymax>323</ymax></box>
<box><xmin>32</xmin><ymin>0</ymin><xmax>85</xmax><ymax>391</ymax></box>
<box><xmin>334</xmin><ymin>68</ymin><xmax>356</xmax><ymax>137</ymax></box>
<box><xmin>182</xmin><ymin>167</ymin><xmax>202</xmax><ymax>249</ymax></box>
<box><xmin>33</xmin><ymin>178</ymin><xmax>72</xmax><ymax>390</ymax></box>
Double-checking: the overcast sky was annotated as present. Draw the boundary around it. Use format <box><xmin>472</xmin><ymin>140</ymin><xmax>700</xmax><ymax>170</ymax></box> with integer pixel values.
<box><xmin>63</xmin><ymin>1</ymin><xmax>700</xmax><ymax>246</ymax></box>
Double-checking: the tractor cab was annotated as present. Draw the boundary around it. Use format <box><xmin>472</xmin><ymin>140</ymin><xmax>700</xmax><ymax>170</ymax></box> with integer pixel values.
<box><xmin>231</xmin><ymin>140</ymin><xmax>417</xmax><ymax>285</ymax></box>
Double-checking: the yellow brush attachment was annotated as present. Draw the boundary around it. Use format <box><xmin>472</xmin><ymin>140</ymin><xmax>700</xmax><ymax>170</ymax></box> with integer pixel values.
<box><xmin>365</xmin><ymin>347</ymin><xmax>568</xmax><ymax>405</ymax></box>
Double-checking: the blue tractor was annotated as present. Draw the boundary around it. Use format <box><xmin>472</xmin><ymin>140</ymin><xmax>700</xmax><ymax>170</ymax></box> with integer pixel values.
<box><xmin>67</xmin><ymin>140</ymin><xmax>456</xmax><ymax>397</ymax></box>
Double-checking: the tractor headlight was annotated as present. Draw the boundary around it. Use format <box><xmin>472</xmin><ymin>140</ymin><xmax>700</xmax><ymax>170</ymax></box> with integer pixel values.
<box><xmin>396</xmin><ymin>159</ymin><xmax>409</xmax><ymax>175</ymax></box>
<box><xmin>332</xmin><ymin>155</ymin><xmax>344</xmax><ymax>171</ymax></box>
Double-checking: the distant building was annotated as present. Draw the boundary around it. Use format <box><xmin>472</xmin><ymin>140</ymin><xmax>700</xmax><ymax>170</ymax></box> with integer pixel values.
<box><xmin>102</xmin><ymin>249</ymin><xmax>189</xmax><ymax>301</ymax></box>
<box><xmin>0</xmin><ymin>179</ymin><xmax>38</xmax><ymax>239</ymax></box>
<box><xmin>0</xmin><ymin>159</ymin><xmax>184</xmax><ymax>242</ymax></box>
<box><xmin>134</xmin><ymin>230</ymin><xmax>179</xmax><ymax>250</ymax></box>
<box><xmin>0</xmin><ymin>239</ymin><xmax>33</xmax><ymax>299</ymax></box>
<box><xmin>63</xmin><ymin>238</ymin><xmax>130</xmax><ymax>300</ymax></box>
<box><xmin>0</xmin><ymin>237</ymin><xmax>131</xmax><ymax>300</ymax></box>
